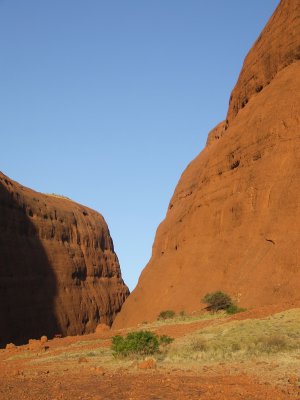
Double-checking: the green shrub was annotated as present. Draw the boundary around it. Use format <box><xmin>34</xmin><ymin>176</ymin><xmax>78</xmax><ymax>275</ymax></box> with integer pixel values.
<box><xmin>111</xmin><ymin>331</ymin><xmax>174</xmax><ymax>357</ymax></box>
<box><xmin>159</xmin><ymin>335</ymin><xmax>174</xmax><ymax>346</ymax></box>
<box><xmin>158</xmin><ymin>310</ymin><xmax>176</xmax><ymax>320</ymax></box>
<box><xmin>226</xmin><ymin>304</ymin><xmax>246</xmax><ymax>315</ymax></box>
<box><xmin>202</xmin><ymin>291</ymin><xmax>233</xmax><ymax>312</ymax></box>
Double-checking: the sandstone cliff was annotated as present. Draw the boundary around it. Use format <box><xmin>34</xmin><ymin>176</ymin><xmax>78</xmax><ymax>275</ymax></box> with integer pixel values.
<box><xmin>0</xmin><ymin>172</ymin><xmax>129</xmax><ymax>347</ymax></box>
<box><xmin>113</xmin><ymin>0</ymin><xmax>300</xmax><ymax>329</ymax></box>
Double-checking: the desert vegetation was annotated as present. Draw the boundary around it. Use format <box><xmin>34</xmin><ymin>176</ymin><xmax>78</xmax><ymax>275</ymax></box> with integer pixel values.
<box><xmin>3</xmin><ymin>308</ymin><xmax>299</xmax><ymax>399</ymax></box>
<box><xmin>202</xmin><ymin>291</ymin><xmax>246</xmax><ymax>314</ymax></box>
<box><xmin>111</xmin><ymin>330</ymin><xmax>173</xmax><ymax>357</ymax></box>
<box><xmin>164</xmin><ymin>309</ymin><xmax>300</xmax><ymax>363</ymax></box>
<box><xmin>22</xmin><ymin>308</ymin><xmax>299</xmax><ymax>373</ymax></box>
<box><xmin>158</xmin><ymin>310</ymin><xmax>176</xmax><ymax>320</ymax></box>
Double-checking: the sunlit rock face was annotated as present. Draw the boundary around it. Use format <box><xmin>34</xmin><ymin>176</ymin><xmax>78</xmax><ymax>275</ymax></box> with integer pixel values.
<box><xmin>113</xmin><ymin>0</ymin><xmax>300</xmax><ymax>329</ymax></box>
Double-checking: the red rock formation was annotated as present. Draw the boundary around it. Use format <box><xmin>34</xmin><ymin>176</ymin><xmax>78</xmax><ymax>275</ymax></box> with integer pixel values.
<box><xmin>113</xmin><ymin>0</ymin><xmax>300</xmax><ymax>329</ymax></box>
<box><xmin>227</xmin><ymin>0</ymin><xmax>300</xmax><ymax>124</ymax></box>
<box><xmin>0</xmin><ymin>172</ymin><xmax>129</xmax><ymax>347</ymax></box>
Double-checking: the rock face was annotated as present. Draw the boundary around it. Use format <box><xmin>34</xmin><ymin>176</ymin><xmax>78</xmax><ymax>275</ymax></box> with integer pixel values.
<box><xmin>227</xmin><ymin>0</ymin><xmax>300</xmax><ymax>125</ymax></box>
<box><xmin>0</xmin><ymin>173</ymin><xmax>129</xmax><ymax>347</ymax></box>
<box><xmin>113</xmin><ymin>0</ymin><xmax>300</xmax><ymax>329</ymax></box>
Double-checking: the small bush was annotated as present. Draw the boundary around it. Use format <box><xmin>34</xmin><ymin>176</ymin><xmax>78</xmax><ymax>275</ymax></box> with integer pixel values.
<box><xmin>158</xmin><ymin>310</ymin><xmax>176</xmax><ymax>320</ymax></box>
<box><xmin>226</xmin><ymin>304</ymin><xmax>246</xmax><ymax>315</ymax></box>
<box><xmin>159</xmin><ymin>335</ymin><xmax>174</xmax><ymax>346</ymax></box>
<box><xmin>202</xmin><ymin>291</ymin><xmax>233</xmax><ymax>312</ymax></box>
<box><xmin>111</xmin><ymin>331</ymin><xmax>173</xmax><ymax>357</ymax></box>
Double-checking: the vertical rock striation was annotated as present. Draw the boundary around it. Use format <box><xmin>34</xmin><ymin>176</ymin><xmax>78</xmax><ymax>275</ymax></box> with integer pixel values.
<box><xmin>0</xmin><ymin>172</ymin><xmax>129</xmax><ymax>347</ymax></box>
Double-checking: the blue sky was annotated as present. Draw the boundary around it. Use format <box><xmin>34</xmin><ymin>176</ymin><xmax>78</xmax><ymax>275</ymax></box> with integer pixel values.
<box><xmin>0</xmin><ymin>0</ymin><xmax>279</xmax><ymax>290</ymax></box>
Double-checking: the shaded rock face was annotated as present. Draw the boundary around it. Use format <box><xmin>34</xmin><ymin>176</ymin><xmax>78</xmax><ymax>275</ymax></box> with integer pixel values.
<box><xmin>114</xmin><ymin>0</ymin><xmax>300</xmax><ymax>329</ymax></box>
<box><xmin>0</xmin><ymin>173</ymin><xmax>129</xmax><ymax>347</ymax></box>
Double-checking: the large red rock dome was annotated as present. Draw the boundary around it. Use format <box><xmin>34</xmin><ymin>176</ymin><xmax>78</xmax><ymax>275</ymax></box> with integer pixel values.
<box><xmin>114</xmin><ymin>0</ymin><xmax>300</xmax><ymax>329</ymax></box>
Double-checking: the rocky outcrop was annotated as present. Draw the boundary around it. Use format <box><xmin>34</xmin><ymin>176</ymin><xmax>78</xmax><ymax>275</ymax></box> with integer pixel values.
<box><xmin>0</xmin><ymin>172</ymin><xmax>129</xmax><ymax>347</ymax></box>
<box><xmin>227</xmin><ymin>0</ymin><xmax>300</xmax><ymax>124</ymax></box>
<box><xmin>206</xmin><ymin>121</ymin><xmax>226</xmax><ymax>146</ymax></box>
<box><xmin>113</xmin><ymin>0</ymin><xmax>300</xmax><ymax>329</ymax></box>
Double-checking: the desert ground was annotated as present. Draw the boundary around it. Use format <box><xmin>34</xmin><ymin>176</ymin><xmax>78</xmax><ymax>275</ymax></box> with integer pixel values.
<box><xmin>1</xmin><ymin>304</ymin><xmax>299</xmax><ymax>400</ymax></box>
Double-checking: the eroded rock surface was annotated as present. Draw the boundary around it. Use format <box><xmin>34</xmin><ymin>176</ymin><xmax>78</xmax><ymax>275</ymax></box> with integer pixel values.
<box><xmin>114</xmin><ymin>0</ymin><xmax>300</xmax><ymax>329</ymax></box>
<box><xmin>227</xmin><ymin>0</ymin><xmax>300</xmax><ymax>124</ymax></box>
<box><xmin>0</xmin><ymin>172</ymin><xmax>129</xmax><ymax>346</ymax></box>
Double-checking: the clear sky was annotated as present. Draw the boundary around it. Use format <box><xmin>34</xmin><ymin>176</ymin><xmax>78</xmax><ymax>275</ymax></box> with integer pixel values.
<box><xmin>0</xmin><ymin>0</ymin><xmax>279</xmax><ymax>291</ymax></box>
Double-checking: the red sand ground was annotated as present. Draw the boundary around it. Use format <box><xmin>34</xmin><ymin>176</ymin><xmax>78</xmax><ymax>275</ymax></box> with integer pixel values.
<box><xmin>1</xmin><ymin>304</ymin><xmax>299</xmax><ymax>400</ymax></box>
